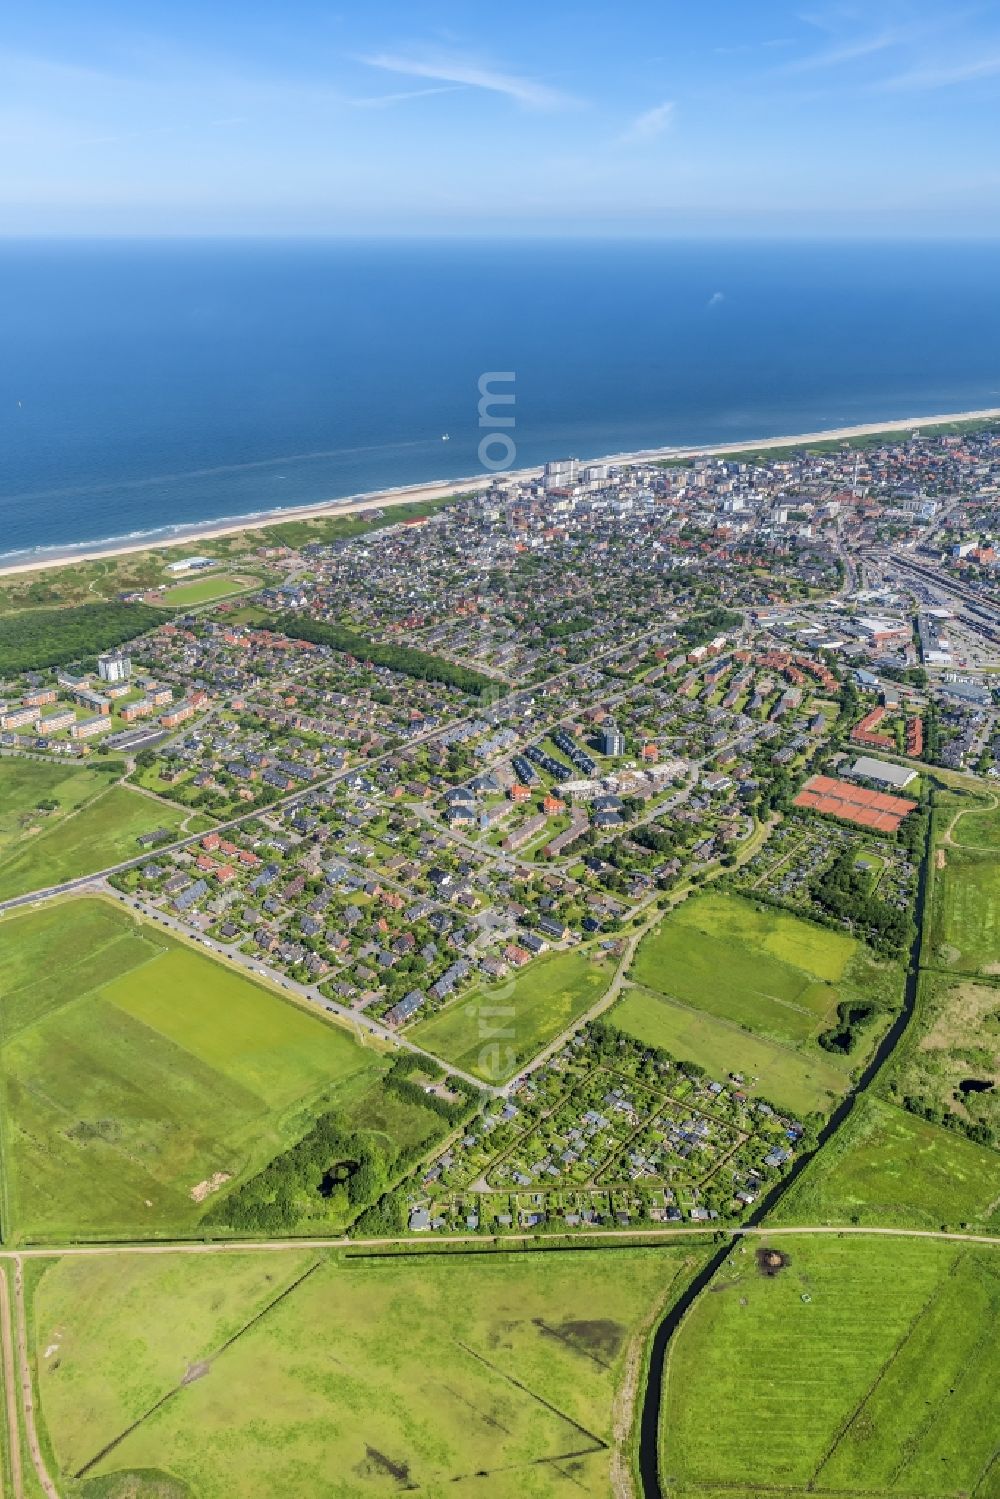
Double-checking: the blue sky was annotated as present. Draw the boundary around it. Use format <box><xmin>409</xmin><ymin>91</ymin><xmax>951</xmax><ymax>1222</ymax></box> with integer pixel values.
<box><xmin>3</xmin><ymin>0</ymin><xmax>1000</xmax><ymax>236</ymax></box>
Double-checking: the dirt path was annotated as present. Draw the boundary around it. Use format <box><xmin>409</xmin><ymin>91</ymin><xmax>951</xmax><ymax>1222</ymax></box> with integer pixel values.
<box><xmin>2</xmin><ymin>1223</ymin><xmax>999</xmax><ymax>1264</ymax></box>
<box><xmin>0</xmin><ymin>1266</ymin><xmax>23</xmax><ymax>1499</ymax></box>
<box><xmin>12</xmin><ymin>1257</ymin><xmax>59</xmax><ymax>1499</ymax></box>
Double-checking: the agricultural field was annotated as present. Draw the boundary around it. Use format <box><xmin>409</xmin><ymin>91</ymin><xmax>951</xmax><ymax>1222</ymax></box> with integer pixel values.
<box><xmin>0</xmin><ymin>781</ymin><xmax>191</xmax><ymax>901</ymax></box>
<box><xmin>929</xmin><ymin>843</ymin><xmax>1000</xmax><ymax>977</ymax></box>
<box><xmin>0</xmin><ymin>757</ymin><xmax>120</xmax><ymax>859</ymax></box>
<box><xmin>409</xmin><ymin>947</ymin><xmax>615</xmax><ymax>1083</ymax></box>
<box><xmin>610</xmin><ymin>986</ymin><xmax>849</xmax><ymax>1117</ymax></box>
<box><xmin>773</xmin><ymin>1095</ymin><xmax>1000</xmax><ymax>1232</ymax></box>
<box><xmin>631</xmin><ymin>891</ymin><xmax>899</xmax><ymax>1060</ymax></box>
<box><xmin>0</xmin><ymin>897</ymin><xmax>386</xmax><ymax>1239</ymax></box>
<box><xmin>634</xmin><ymin>893</ymin><xmax>857</xmax><ymax>1045</ymax></box>
<box><xmin>661</xmin><ymin>1233</ymin><xmax>1000</xmax><ymax>1498</ymax></box>
<box><xmin>31</xmin><ymin>1243</ymin><xmax>708</xmax><ymax>1499</ymax></box>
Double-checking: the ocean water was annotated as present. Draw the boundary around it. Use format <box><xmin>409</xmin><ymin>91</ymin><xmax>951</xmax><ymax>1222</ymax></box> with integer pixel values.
<box><xmin>1</xmin><ymin>237</ymin><xmax>1000</xmax><ymax>562</ymax></box>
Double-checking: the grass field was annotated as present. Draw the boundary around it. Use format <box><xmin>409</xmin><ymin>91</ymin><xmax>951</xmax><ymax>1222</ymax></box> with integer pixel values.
<box><xmin>0</xmin><ymin>898</ymin><xmax>386</xmax><ymax>1239</ymax></box>
<box><xmin>0</xmin><ymin>782</ymin><xmax>190</xmax><ymax>901</ymax></box>
<box><xmin>610</xmin><ymin>986</ymin><xmax>850</xmax><ymax>1117</ymax></box>
<box><xmin>161</xmin><ymin>573</ymin><xmax>258</xmax><ymax>606</ymax></box>
<box><xmin>31</xmin><ymin>1244</ymin><xmax>708</xmax><ymax>1498</ymax></box>
<box><xmin>773</xmin><ymin>1096</ymin><xmax>1000</xmax><ymax>1232</ymax></box>
<box><xmin>410</xmin><ymin>947</ymin><xmax>615</xmax><ymax>1083</ymax></box>
<box><xmin>929</xmin><ymin>845</ymin><xmax>1000</xmax><ymax>977</ymax></box>
<box><xmin>631</xmin><ymin>892</ymin><xmax>893</xmax><ymax>1053</ymax></box>
<box><xmin>0</xmin><ymin>758</ymin><xmax>118</xmax><ymax>858</ymax></box>
<box><xmin>661</xmin><ymin>1234</ymin><xmax>1000</xmax><ymax>1498</ymax></box>
<box><xmin>948</xmin><ymin>797</ymin><xmax>1000</xmax><ymax>851</ymax></box>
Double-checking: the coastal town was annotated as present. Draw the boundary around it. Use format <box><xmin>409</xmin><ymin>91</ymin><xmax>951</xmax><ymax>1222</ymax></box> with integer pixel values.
<box><xmin>8</xmin><ymin>10</ymin><xmax>1000</xmax><ymax>1494</ymax></box>
<box><xmin>0</xmin><ymin>420</ymin><xmax>998</xmax><ymax>1239</ymax></box>
<box><xmin>1</xmin><ymin>417</ymin><xmax>1000</xmax><ymax>1499</ymax></box>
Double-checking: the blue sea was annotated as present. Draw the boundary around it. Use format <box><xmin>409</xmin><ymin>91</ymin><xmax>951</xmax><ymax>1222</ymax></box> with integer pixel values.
<box><xmin>2</xmin><ymin>238</ymin><xmax>1000</xmax><ymax>562</ymax></box>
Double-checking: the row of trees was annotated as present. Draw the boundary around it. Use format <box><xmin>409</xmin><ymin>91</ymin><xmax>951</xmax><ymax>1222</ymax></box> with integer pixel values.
<box><xmin>275</xmin><ymin>613</ymin><xmax>498</xmax><ymax>698</ymax></box>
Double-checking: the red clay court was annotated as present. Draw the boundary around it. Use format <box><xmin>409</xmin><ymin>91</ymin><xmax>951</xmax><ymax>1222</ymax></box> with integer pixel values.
<box><xmin>793</xmin><ymin>773</ymin><xmax>917</xmax><ymax>833</ymax></box>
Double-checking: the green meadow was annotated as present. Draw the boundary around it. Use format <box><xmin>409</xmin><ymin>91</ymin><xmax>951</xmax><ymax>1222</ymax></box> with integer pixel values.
<box><xmin>661</xmin><ymin>1234</ymin><xmax>1000</xmax><ymax>1498</ymax></box>
<box><xmin>773</xmin><ymin>1095</ymin><xmax>1000</xmax><ymax>1232</ymax></box>
<box><xmin>0</xmin><ymin>758</ymin><xmax>118</xmax><ymax>858</ymax></box>
<box><xmin>949</xmin><ymin>797</ymin><xmax>1000</xmax><ymax>852</ymax></box>
<box><xmin>0</xmin><ymin>898</ymin><xmax>386</xmax><ymax>1240</ymax></box>
<box><xmin>0</xmin><ymin>775</ymin><xmax>190</xmax><ymax>901</ymax></box>
<box><xmin>630</xmin><ymin>891</ymin><xmax>899</xmax><ymax>1060</ymax></box>
<box><xmin>610</xmin><ymin>986</ymin><xmax>849</xmax><ymax>1117</ymax></box>
<box><xmin>31</xmin><ymin>1244</ymin><xmax>709</xmax><ymax>1499</ymax></box>
<box><xmin>929</xmin><ymin>843</ymin><xmax>1000</xmax><ymax>977</ymax></box>
<box><xmin>410</xmin><ymin>947</ymin><xmax>614</xmax><ymax>1083</ymax></box>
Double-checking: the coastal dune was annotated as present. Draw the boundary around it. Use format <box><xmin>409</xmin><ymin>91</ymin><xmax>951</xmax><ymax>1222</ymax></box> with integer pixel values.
<box><xmin>2</xmin><ymin>405</ymin><xmax>998</xmax><ymax>580</ymax></box>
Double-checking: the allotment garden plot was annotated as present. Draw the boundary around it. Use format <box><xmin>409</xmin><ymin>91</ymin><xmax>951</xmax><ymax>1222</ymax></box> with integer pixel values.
<box><xmin>0</xmin><ymin>897</ymin><xmax>383</xmax><ymax>1239</ymax></box>
<box><xmin>413</xmin><ymin>1028</ymin><xmax>803</xmax><ymax>1234</ymax></box>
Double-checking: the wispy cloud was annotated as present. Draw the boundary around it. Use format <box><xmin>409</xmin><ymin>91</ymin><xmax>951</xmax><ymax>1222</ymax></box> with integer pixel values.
<box><xmin>878</xmin><ymin>52</ymin><xmax>1000</xmax><ymax>91</ymax></box>
<box><xmin>779</xmin><ymin>32</ymin><xmax>898</xmax><ymax>74</ymax></box>
<box><xmin>348</xmin><ymin>84</ymin><xmax>466</xmax><ymax>108</ymax></box>
<box><xmin>359</xmin><ymin>49</ymin><xmax>576</xmax><ymax>110</ymax></box>
<box><xmin>619</xmin><ymin>100</ymin><xmax>676</xmax><ymax>144</ymax></box>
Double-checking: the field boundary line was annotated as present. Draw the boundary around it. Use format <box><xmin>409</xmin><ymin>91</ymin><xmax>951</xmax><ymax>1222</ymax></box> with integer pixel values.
<box><xmin>74</xmin><ymin>1256</ymin><xmax>323</xmax><ymax>1478</ymax></box>
<box><xmin>3</xmin><ymin>927</ymin><xmax>170</xmax><ymax>1050</ymax></box>
<box><xmin>879</xmin><ymin>1254</ymin><xmax>1000</xmax><ymax>1494</ymax></box>
<box><xmin>456</xmin><ymin>1338</ymin><xmax>609</xmax><ymax>1453</ymax></box>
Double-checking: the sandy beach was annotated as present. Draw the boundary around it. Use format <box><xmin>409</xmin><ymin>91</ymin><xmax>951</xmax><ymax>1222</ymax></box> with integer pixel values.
<box><xmin>2</xmin><ymin>404</ymin><xmax>998</xmax><ymax>580</ymax></box>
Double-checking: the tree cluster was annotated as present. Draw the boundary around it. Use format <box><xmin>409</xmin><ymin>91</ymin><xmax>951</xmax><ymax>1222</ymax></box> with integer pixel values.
<box><xmin>809</xmin><ymin>847</ymin><xmax>914</xmax><ymax>955</ymax></box>
<box><xmin>0</xmin><ymin>602</ymin><xmax>167</xmax><ymax>673</ymax></box>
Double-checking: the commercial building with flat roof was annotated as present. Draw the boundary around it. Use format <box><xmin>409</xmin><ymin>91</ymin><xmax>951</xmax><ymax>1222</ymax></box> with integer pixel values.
<box><xmin>845</xmin><ymin>755</ymin><xmax>917</xmax><ymax>790</ymax></box>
